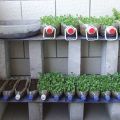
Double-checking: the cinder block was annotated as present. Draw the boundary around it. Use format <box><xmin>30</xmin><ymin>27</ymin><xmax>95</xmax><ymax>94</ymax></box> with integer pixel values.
<box><xmin>0</xmin><ymin>1</ymin><xmax>21</xmax><ymax>20</ymax></box>
<box><xmin>9</xmin><ymin>41</ymin><xmax>24</xmax><ymax>58</ymax></box>
<box><xmin>81</xmin><ymin>58</ymin><xmax>101</xmax><ymax>74</ymax></box>
<box><xmin>44</xmin><ymin>58</ymin><xmax>68</xmax><ymax>74</ymax></box>
<box><xmin>24</xmin><ymin>41</ymin><xmax>29</xmax><ymax>58</ymax></box>
<box><xmin>22</xmin><ymin>0</ymin><xmax>55</xmax><ymax>20</ymax></box>
<box><xmin>81</xmin><ymin>40</ymin><xmax>89</xmax><ymax>57</ymax></box>
<box><xmin>44</xmin><ymin>41</ymin><xmax>56</xmax><ymax>58</ymax></box>
<box><xmin>89</xmin><ymin>41</ymin><xmax>102</xmax><ymax>57</ymax></box>
<box><xmin>10</xmin><ymin>59</ymin><xmax>30</xmax><ymax>75</ymax></box>
<box><xmin>56</xmin><ymin>0</ymin><xmax>89</xmax><ymax>16</ymax></box>
<box><xmin>91</xmin><ymin>0</ymin><xmax>120</xmax><ymax>16</ymax></box>
<box><xmin>57</xmin><ymin>41</ymin><xmax>68</xmax><ymax>57</ymax></box>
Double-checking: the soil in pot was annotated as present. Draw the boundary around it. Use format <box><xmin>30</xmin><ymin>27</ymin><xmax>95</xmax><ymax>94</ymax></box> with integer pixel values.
<box><xmin>29</xmin><ymin>79</ymin><xmax>38</xmax><ymax>91</ymax></box>
<box><xmin>16</xmin><ymin>80</ymin><xmax>27</xmax><ymax>91</ymax></box>
<box><xmin>4</xmin><ymin>80</ymin><xmax>17</xmax><ymax>91</ymax></box>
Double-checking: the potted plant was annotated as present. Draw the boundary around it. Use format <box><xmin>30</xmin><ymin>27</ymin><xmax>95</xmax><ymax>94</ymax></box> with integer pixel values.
<box><xmin>79</xmin><ymin>16</ymin><xmax>100</xmax><ymax>40</ymax></box>
<box><xmin>49</xmin><ymin>73</ymin><xmax>64</xmax><ymax>101</ymax></box>
<box><xmin>111</xmin><ymin>73</ymin><xmax>120</xmax><ymax>100</ymax></box>
<box><xmin>89</xmin><ymin>75</ymin><xmax>101</xmax><ymax>101</ymax></box>
<box><xmin>60</xmin><ymin>15</ymin><xmax>79</xmax><ymax>40</ymax></box>
<box><xmin>64</xmin><ymin>74</ymin><xmax>76</xmax><ymax>101</ymax></box>
<box><xmin>76</xmin><ymin>74</ymin><xmax>89</xmax><ymax>101</ymax></box>
<box><xmin>40</xmin><ymin>16</ymin><xmax>61</xmax><ymax>39</ymax></box>
<box><xmin>100</xmin><ymin>75</ymin><xmax>112</xmax><ymax>101</ymax></box>
<box><xmin>37</xmin><ymin>73</ymin><xmax>51</xmax><ymax>101</ymax></box>
<box><xmin>98</xmin><ymin>16</ymin><xmax>118</xmax><ymax>40</ymax></box>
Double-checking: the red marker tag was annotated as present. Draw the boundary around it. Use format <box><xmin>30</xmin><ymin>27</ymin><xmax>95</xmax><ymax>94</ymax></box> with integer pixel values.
<box><xmin>87</xmin><ymin>27</ymin><xmax>96</xmax><ymax>34</ymax></box>
<box><xmin>67</xmin><ymin>27</ymin><xmax>75</xmax><ymax>35</ymax></box>
<box><xmin>46</xmin><ymin>27</ymin><xmax>53</xmax><ymax>34</ymax></box>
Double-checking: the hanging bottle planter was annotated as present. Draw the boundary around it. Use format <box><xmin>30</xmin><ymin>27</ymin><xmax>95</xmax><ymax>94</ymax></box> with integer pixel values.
<box><xmin>112</xmin><ymin>91</ymin><xmax>120</xmax><ymax>100</ymax></box>
<box><xmin>89</xmin><ymin>91</ymin><xmax>100</xmax><ymax>102</ymax></box>
<box><xmin>27</xmin><ymin>79</ymin><xmax>38</xmax><ymax>100</ymax></box>
<box><xmin>40</xmin><ymin>90</ymin><xmax>49</xmax><ymax>101</ymax></box>
<box><xmin>15</xmin><ymin>78</ymin><xmax>29</xmax><ymax>101</ymax></box>
<box><xmin>77</xmin><ymin>91</ymin><xmax>87</xmax><ymax>101</ymax></box>
<box><xmin>102</xmin><ymin>91</ymin><xmax>111</xmax><ymax>101</ymax></box>
<box><xmin>3</xmin><ymin>79</ymin><xmax>19</xmax><ymax>101</ymax></box>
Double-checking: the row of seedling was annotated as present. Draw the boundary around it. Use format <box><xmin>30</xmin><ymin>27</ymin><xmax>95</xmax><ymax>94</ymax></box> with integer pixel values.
<box><xmin>0</xmin><ymin>77</ymin><xmax>38</xmax><ymax>101</ymax></box>
<box><xmin>37</xmin><ymin>73</ymin><xmax>120</xmax><ymax>102</ymax></box>
<box><xmin>40</xmin><ymin>8</ymin><xmax>120</xmax><ymax>41</ymax></box>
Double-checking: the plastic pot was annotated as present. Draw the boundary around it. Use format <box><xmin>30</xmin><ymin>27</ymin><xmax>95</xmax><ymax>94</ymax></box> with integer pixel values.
<box><xmin>40</xmin><ymin>90</ymin><xmax>48</xmax><ymax>101</ymax></box>
<box><xmin>66</xmin><ymin>92</ymin><xmax>75</xmax><ymax>102</ymax></box>
<box><xmin>80</xmin><ymin>24</ymin><xmax>100</xmax><ymax>40</ymax></box>
<box><xmin>41</xmin><ymin>24</ymin><xmax>60</xmax><ymax>39</ymax></box>
<box><xmin>89</xmin><ymin>91</ymin><xmax>100</xmax><ymax>101</ymax></box>
<box><xmin>102</xmin><ymin>91</ymin><xmax>111</xmax><ymax>101</ymax></box>
<box><xmin>112</xmin><ymin>91</ymin><xmax>120</xmax><ymax>100</ymax></box>
<box><xmin>77</xmin><ymin>91</ymin><xmax>87</xmax><ymax>101</ymax></box>
<box><xmin>52</xmin><ymin>94</ymin><xmax>61</xmax><ymax>101</ymax></box>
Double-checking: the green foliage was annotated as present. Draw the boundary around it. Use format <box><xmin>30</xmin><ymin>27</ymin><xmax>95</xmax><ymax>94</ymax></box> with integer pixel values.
<box><xmin>64</xmin><ymin>74</ymin><xmax>76</xmax><ymax>93</ymax></box>
<box><xmin>40</xmin><ymin>15</ymin><xmax>60</xmax><ymax>27</ymax></box>
<box><xmin>112</xmin><ymin>8</ymin><xmax>120</xmax><ymax>20</ymax></box>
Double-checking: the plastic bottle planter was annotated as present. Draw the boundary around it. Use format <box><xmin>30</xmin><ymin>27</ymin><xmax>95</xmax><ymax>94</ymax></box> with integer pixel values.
<box><xmin>66</xmin><ymin>92</ymin><xmax>74</xmax><ymax>102</ymax></box>
<box><xmin>105</xmin><ymin>26</ymin><xmax>118</xmax><ymax>40</ymax></box>
<box><xmin>112</xmin><ymin>91</ymin><xmax>120</xmax><ymax>100</ymax></box>
<box><xmin>52</xmin><ymin>94</ymin><xmax>61</xmax><ymax>101</ymax></box>
<box><xmin>43</xmin><ymin>25</ymin><xmax>56</xmax><ymax>39</ymax></box>
<box><xmin>15</xmin><ymin>79</ymin><xmax>29</xmax><ymax>101</ymax></box>
<box><xmin>40</xmin><ymin>90</ymin><xmax>48</xmax><ymax>101</ymax></box>
<box><xmin>3</xmin><ymin>79</ymin><xmax>19</xmax><ymax>101</ymax></box>
<box><xmin>77</xmin><ymin>91</ymin><xmax>87</xmax><ymax>101</ymax></box>
<box><xmin>102</xmin><ymin>91</ymin><xmax>111</xmax><ymax>102</ymax></box>
<box><xmin>27</xmin><ymin>79</ymin><xmax>38</xmax><ymax>100</ymax></box>
<box><xmin>80</xmin><ymin>24</ymin><xmax>99</xmax><ymax>41</ymax></box>
<box><xmin>0</xmin><ymin>80</ymin><xmax>9</xmax><ymax>95</ymax></box>
<box><xmin>65</xmin><ymin>26</ymin><xmax>77</xmax><ymax>40</ymax></box>
<box><xmin>89</xmin><ymin>91</ymin><xmax>100</xmax><ymax>102</ymax></box>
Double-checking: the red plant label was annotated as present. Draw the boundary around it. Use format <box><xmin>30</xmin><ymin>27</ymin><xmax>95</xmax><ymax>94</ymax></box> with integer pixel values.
<box><xmin>87</xmin><ymin>27</ymin><xmax>96</xmax><ymax>34</ymax></box>
<box><xmin>67</xmin><ymin>27</ymin><xmax>75</xmax><ymax>35</ymax></box>
<box><xmin>106</xmin><ymin>26</ymin><xmax>116</xmax><ymax>35</ymax></box>
<box><xmin>46</xmin><ymin>27</ymin><xmax>54</xmax><ymax>34</ymax></box>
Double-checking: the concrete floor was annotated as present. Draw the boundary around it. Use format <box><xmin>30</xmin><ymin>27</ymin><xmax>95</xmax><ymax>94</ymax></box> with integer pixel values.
<box><xmin>2</xmin><ymin>103</ymin><xmax>110</xmax><ymax>120</ymax></box>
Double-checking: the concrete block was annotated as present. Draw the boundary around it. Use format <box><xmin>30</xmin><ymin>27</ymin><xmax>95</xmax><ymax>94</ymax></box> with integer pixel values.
<box><xmin>10</xmin><ymin>59</ymin><xmax>30</xmax><ymax>76</ymax></box>
<box><xmin>44</xmin><ymin>41</ymin><xmax>56</xmax><ymax>58</ymax></box>
<box><xmin>0</xmin><ymin>1</ymin><xmax>21</xmax><ymax>20</ymax></box>
<box><xmin>22</xmin><ymin>0</ymin><xmax>55</xmax><ymax>20</ymax></box>
<box><xmin>9</xmin><ymin>41</ymin><xmax>24</xmax><ymax>58</ymax></box>
<box><xmin>89</xmin><ymin>41</ymin><xmax>102</xmax><ymax>57</ymax></box>
<box><xmin>56</xmin><ymin>0</ymin><xmax>89</xmax><ymax>16</ymax></box>
<box><xmin>57</xmin><ymin>41</ymin><xmax>68</xmax><ymax>57</ymax></box>
<box><xmin>44</xmin><ymin>58</ymin><xmax>68</xmax><ymax>74</ymax></box>
<box><xmin>81</xmin><ymin>58</ymin><xmax>101</xmax><ymax>74</ymax></box>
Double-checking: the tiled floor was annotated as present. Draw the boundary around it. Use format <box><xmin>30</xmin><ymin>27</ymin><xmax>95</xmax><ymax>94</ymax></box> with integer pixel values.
<box><xmin>2</xmin><ymin>103</ymin><xmax>110</xmax><ymax>120</ymax></box>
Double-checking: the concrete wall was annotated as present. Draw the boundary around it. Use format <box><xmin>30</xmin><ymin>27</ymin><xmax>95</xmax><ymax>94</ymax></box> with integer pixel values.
<box><xmin>0</xmin><ymin>0</ymin><xmax>120</xmax><ymax>76</ymax></box>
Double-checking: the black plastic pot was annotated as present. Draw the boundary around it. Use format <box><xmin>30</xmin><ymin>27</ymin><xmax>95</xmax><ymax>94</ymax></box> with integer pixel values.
<box><xmin>41</xmin><ymin>24</ymin><xmax>60</xmax><ymax>38</ymax></box>
<box><xmin>15</xmin><ymin>79</ymin><xmax>30</xmax><ymax>101</ymax></box>
<box><xmin>27</xmin><ymin>79</ymin><xmax>38</xmax><ymax>100</ymax></box>
<box><xmin>89</xmin><ymin>91</ymin><xmax>100</xmax><ymax>101</ymax></box>
<box><xmin>102</xmin><ymin>91</ymin><xmax>111</xmax><ymax>101</ymax></box>
<box><xmin>77</xmin><ymin>91</ymin><xmax>87</xmax><ymax>101</ymax></box>
<box><xmin>112</xmin><ymin>91</ymin><xmax>120</xmax><ymax>100</ymax></box>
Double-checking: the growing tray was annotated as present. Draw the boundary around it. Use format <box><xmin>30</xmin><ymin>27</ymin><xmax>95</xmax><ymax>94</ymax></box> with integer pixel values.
<box><xmin>27</xmin><ymin>79</ymin><xmax>38</xmax><ymax>100</ymax></box>
<box><xmin>15</xmin><ymin>79</ymin><xmax>30</xmax><ymax>100</ymax></box>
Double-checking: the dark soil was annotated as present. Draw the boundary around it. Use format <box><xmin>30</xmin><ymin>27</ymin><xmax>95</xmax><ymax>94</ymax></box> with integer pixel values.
<box><xmin>0</xmin><ymin>80</ymin><xmax>6</xmax><ymax>88</ymax></box>
<box><xmin>4</xmin><ymin>80</ymin><xmax>17</xmax><ymax>91</ymax></box>
<box><xmin>16</xmin><ymin>80</ymin><xmax>27</xmax><ymax>91</ymax></box>
<box><xmin>29</xmin><ymin>79</ymin><xmax>38</xmax><ymax>91</ymax></box>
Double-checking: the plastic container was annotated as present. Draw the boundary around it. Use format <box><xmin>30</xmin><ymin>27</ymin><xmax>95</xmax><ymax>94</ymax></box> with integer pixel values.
<box><xmin>102</xmin><ymin>91</ymin><xmax>111</xmax><ymax>101</ymax></box>
<box><xmin>112</xmin><ymin>91</ymin><xmax>120</xmax><ymax>100</ymax></box>
<box><xmin>66</xmin><ymin>92</ymin><xmax>75</xmax><ymax>102</ymax></box>
<box><xmin>89</xmin><ymin>91</ymin><xmax>100</xmax><ymax>101</ymax></box>
<box><xmin>77</xmin><ymin>91</ymin><xmax>88</xmax><ymax>101</ymax></box>
<box><xmin>27</xmin><ymin>79</ymin><xmax>38</xmax><ymax>100</ymax></box>
<box><xmin>40</xmin><ymin>90</ymin><xmax>49</xmax><ymax>101</ymax></box>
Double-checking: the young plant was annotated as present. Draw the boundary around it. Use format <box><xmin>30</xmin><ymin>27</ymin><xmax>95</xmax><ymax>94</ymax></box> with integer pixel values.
<box><xmin>40</xmin><ymin>16</ymin><xmax>61</xmax><ymax>27</ymax></box>
<box><xmin>112</xmin><ymin>8</ymin><xmax>120</xmax><ymax>20</ymax></box>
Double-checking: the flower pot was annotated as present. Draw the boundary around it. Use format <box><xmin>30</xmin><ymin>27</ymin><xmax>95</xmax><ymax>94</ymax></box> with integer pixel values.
<box><xmin>15</xmin><ymin>79</ymin><xmax>29</xmax><ymax>100</ymax></box>
<box><xmin>89</xmin><ymin>91</ymin><xmax>100</xmax><ymax>101</ymax></box>
<box><xmin>99</xmin><ymin>25</ymin><xmax>118</xmax><ymax>40</ymax></box>
<box><xmin>41</xmin><ymin>24</ymin><xmax>60</xmax><ymax>39</ymax></box>
<box><xmin>40</xmin><ymin>90</ymin><xmax>48</xmax><ymax>101</ymax></box>
<box><xmin>112</xmin><ymin>91</ymin><xmax>120</xmax><ymax>100</ymax></box>
<box><xmin>80</xmin><ymin>24</ymin><xmax>100</xmax><ymax>40</ymax></box>
<box><xmin>61</xmin><ymin>24</ymin><xmax>79</xmax><ymax>40</ymax></box>
<box><xmin>27</xmin><ymin>79</ymin><xmax>38</xmax><ymax>100</ymax></box>
<box><xmin>66</xmin><ymin>92</ymin><xmax>75</xmax><ymax>102</ymax></box>
<box><xmin>3</xmin><ymin>79</ymin><xmax>19</xmax><ymax>100</ymax></box>
<box><xmin>102</xmin><ymin>91</ymin><xmax>111</xmax><ymax>101</ymax></box>
<box><xmin>77</xmin><ymin>91</ymin><xmax>88</xmax><ymax>101</ymax></box>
